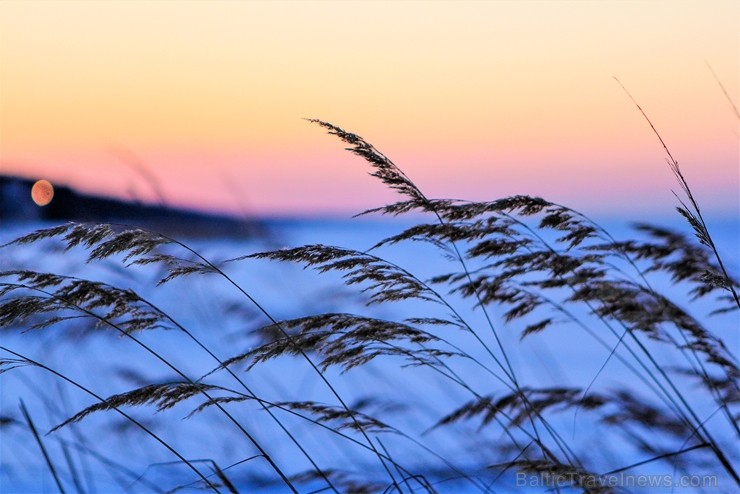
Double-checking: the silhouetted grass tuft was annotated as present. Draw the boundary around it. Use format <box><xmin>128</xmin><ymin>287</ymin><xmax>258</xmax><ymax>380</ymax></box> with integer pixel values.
<box><xmin>0</xmin><ymin>114</ymin><xmax>737</xmax><ymax>493</ymax></box>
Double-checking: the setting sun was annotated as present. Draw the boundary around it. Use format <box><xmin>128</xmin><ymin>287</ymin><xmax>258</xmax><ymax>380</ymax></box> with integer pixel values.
<box><xmin>31</xmin><ymin>179</ymin><xmax>54</xmax><ymax>206</ymax></box>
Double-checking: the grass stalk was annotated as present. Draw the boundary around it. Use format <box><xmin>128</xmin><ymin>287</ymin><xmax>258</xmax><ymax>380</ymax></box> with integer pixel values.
<box><xmin>19</xmin><ymin>398</ymin><xmax>67</xmax><ymax>494</ymax></box>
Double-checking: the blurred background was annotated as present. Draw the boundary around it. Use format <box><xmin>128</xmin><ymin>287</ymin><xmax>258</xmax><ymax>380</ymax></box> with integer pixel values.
<box><xmin>1</xmin><ymin>0</ymin><xmax>738</xmax><ymax>221</ymax></box>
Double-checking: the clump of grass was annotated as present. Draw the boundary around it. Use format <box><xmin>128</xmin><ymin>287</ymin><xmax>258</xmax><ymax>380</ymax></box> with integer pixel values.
<box><xmin>0</xmin><ymin>110</ymin><xmax>737</xmax><ymax>493</ymax></box>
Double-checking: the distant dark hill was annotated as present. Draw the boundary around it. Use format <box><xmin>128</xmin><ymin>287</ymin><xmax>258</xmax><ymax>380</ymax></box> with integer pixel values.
<box><xmin>0</xmin><ymin>175</ymin><xmax>265</xmax><ymax>237</ymax></box>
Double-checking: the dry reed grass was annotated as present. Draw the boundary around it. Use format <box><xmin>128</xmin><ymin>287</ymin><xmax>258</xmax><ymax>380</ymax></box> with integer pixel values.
<box><xmin>0</xmin><ymin>105</ymin><xmax>737</xmax><ymax>493</ymax></box>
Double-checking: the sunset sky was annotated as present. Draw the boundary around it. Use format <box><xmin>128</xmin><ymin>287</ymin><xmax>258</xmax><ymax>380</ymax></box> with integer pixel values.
<box><xmin>1</xmin><ymin>1</ymin><xmax>737</xmax><ymax>217</ymax></box>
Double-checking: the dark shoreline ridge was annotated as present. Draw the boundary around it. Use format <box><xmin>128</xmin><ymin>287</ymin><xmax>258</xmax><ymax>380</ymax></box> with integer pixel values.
<box><xmin>0</xmin><ymin>175</ymin><xmax>264</xmax><ymax>237</ymax></box>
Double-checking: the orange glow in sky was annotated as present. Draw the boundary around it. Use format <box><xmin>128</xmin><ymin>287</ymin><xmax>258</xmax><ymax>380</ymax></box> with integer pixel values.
<box><xmin>1</xmin><ymin>1</ymin><xmax>737</xmax><ymax>216</ymax></box>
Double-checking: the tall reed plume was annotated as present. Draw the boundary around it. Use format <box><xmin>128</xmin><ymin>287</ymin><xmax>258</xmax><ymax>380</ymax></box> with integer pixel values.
<box><xmin>0</xmin><ymin>106</ymin><xmax>737</xmax><ymax>493</ymax></box>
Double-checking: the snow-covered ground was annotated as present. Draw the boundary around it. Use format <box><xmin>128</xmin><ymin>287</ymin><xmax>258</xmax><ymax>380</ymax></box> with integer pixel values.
<box><xmin>0</xmin><ymin>214</ymin><xmax>737</xmax><ymax>493</ymax></box>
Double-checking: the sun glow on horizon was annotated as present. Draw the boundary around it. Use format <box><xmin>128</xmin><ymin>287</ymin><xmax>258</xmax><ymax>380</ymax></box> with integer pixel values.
<box><xmin>31</xmin><ymin>179</ymin><xmax>54</xmax><ymax>207</ymax></box>
<box><xmin>1</xmin><ymin>1</ymin><xmax>737</xmax><ymax>216</ymax></box>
